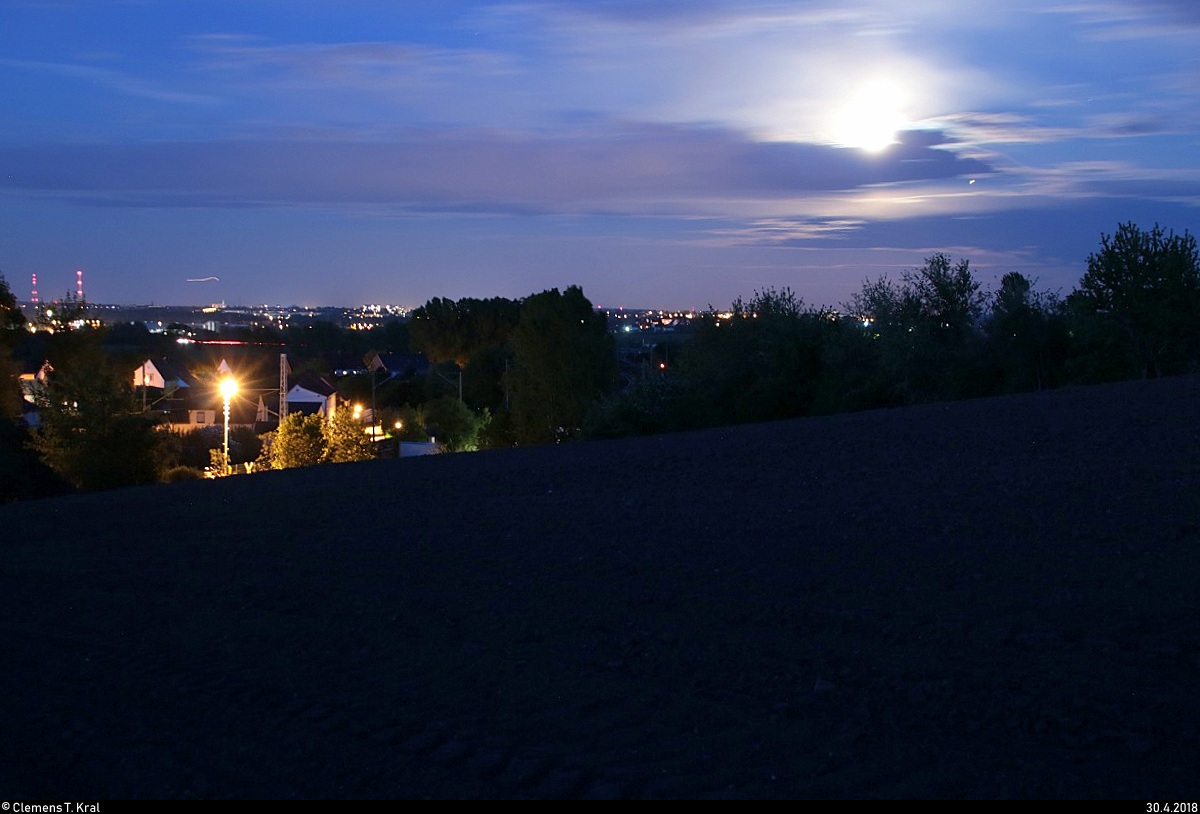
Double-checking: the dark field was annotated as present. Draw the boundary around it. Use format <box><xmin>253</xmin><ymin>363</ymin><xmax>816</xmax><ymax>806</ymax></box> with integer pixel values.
<box><xmin>3</xmin><ymin>375</ymin><xmax>1200</xmax><ymax>799</ymax></box>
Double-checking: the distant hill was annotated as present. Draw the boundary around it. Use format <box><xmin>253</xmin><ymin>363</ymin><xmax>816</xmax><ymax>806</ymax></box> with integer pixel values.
<box><xmin>3</xmin><ymin>375</ymin><xmax>1200</xmax><ymax>798</ymax></box>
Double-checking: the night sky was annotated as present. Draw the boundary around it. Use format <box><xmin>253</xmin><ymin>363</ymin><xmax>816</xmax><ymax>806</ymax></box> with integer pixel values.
<box><xmin>3</xmin><ymin>1</ymin><xmax>1199</xmax><ymax>310</ymax></box>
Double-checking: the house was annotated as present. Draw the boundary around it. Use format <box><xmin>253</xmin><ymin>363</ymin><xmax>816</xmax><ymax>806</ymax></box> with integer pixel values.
<box><xmin>253</xmin><ymin>372</ymin><xmax>340</xmax><ymax>429</ymax></box>
<box><xmin>18</xmin><ymin>360</ymin><xmax>53</xmax><ymax>403</ymax></box>
<box><xmin>255</xmin><ymin>392</ymin><xmax>282</xmax><ymax>429</ymax></box>
<box><xmin>366</xmin><ymin>351</ymin><xmax>430</xmax><ymax>380</ymax></box>
<box><xmin>287</xmin><ymin>373</ymin><xmax>339</xmax><ymax>418</ymax></box>
<box><xmin>132</xmin><ymin>358</ymin><xmax>209</xmax><ymax>431</ymax></box>
<box><xmin>132</xmin><ymin>359</ymin><xmax>192</xmax><ymax>394</ymax></box>
<box><xmin>17</xmin><ymin>360</ymin><xmax>52</xmax><ymax>428</ymax></box>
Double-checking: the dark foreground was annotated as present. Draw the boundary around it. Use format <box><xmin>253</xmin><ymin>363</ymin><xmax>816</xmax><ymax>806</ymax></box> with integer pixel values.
<box><xmin>3</xmin><ymin>376</ymin><xmax>1200</xmax><ymax>799</ymax></box>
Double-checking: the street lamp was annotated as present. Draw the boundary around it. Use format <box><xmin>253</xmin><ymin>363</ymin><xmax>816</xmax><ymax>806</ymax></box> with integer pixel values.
<box><xmin>219</xmin><ymin>376</ymin><xmax>238</xmax><ymax>476</ymax></box>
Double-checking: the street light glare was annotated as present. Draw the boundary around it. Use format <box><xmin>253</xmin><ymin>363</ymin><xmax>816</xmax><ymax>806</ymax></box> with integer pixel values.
<box><xmin>219</xmin><ymin>376</ymin><xmax>238</xmax><ymax>477</ymax></box>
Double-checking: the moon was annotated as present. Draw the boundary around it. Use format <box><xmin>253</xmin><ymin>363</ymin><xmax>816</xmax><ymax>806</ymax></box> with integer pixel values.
<box><xmin>833</xmin><ymin>81</ymin><xmax>907</xmax><ymax>152</ymax></box>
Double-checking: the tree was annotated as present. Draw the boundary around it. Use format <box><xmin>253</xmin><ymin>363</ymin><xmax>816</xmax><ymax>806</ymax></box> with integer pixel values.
<box><xmin>409</xmin><ymin>296</ymin><xmax>521</xmax><ymax>368</ymax></box>
<box><xmin>420</xmin><ymin>395</ymin><xmax>489</xmax><ymax>451</ymax></box>
<box><xmin>508</xmin><ymin>286</ymin><xmax>616</xmax><ymax>444</ymax></box>
<box><xmin>846</xmin><ymin>255</ymin><xmax>989</xmax><ymax>404</ymax></box>
<box><xmin>266</xmin><ymin>409</ymin><xmax>375</xmax><ymax>469</ymax></box>
<box><xmin>267</xmin><ymin>412</ymin><xmax>326</xmax><ymax>469</ymax></box>
<box><xmin>1068</xmin><ymin>222</ymin><xmax>1200</xmax><ymax>379</ymax></box>
<box><xmin>0</xmin><ymin>350</ymin><xmax>20</xmax><ymax>421</ymax></box>
<box><xmin>29</xmin><ymin>350</ymin><xmax>177</xmax><ymax>490</ymax></box>
<box><xmin>324</xmin><ymin>407</ymin><xmax>375</xmax><ymax>463</ymax></box>
<box><xmin>0</xmin><ymin>274</ymin><xmax>26</xmax><ymax>419</ymax></box>
<box><xmin>0</xmin><ymin>273</ymin><xmax>25</xmax><ymax>336</ymax></box>
<box><xmin>0</xmin><ymin>415</ymin><xmax>72</xmax><ymax>501</ymax></box>
<box><xmin>674</xmin><ymin>288</ymin><xmax>829</xmax><ymax>427</ymax></box>
<box><xmin>409</xmin><ymin>296</ymin><xmax>521</xmax><ymax>410</ymax></box>
<box><xmin>906</xmin><ymin>253</ymin><xmax>986</xmax><ymax>338</ymax></box>
<box><xmin>985</xmin><ymin>272</ymin><xmax>1070</xmax><ymax>392</ymax></box>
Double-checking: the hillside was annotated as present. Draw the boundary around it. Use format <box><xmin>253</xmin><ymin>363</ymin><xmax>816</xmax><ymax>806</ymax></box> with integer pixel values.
<box><xmin>3</xmin><ymin>375</ymin><xmax>1200</xmax><ymax>799</ymax></box>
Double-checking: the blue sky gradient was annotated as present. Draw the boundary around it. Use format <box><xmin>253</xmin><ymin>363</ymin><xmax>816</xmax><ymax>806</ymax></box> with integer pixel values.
<box><xmin>3</xmin><ymin>0</ymin><xmax>1199</xmax><ymax>309</ymax></box>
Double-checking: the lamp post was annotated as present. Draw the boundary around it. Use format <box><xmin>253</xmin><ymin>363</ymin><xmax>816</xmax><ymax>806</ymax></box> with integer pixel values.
<box><xmin>219</xmin><ymin>376</ymin><xmax>238</xmax><ymax>476</ymax></box>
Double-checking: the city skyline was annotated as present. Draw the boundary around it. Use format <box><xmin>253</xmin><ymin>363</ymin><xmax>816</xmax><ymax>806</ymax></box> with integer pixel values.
<box><xmin>3</xmin><ymin>1</ymin><xmax>1200</xmax><ymax>310</ymax></box>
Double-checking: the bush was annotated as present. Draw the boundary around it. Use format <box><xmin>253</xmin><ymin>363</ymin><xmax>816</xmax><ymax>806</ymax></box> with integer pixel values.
<box><xmin>162</xmin><ymin>465</ymin><xmax>205</xmax><ymax>483</ymax></box>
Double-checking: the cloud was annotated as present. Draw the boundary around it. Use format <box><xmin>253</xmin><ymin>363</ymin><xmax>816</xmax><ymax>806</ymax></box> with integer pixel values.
<box><xmin>175</xmin><ymin>3</ymin><xmax>992</xmax><ymax>146</ymax></box>
<box><xmin>1047</xmin><ymin>0</ymin><xmax>1200</xmax><ymax>39</ymax></box>
<box><xmin>0</xmin><ymin>125</ymin><xmax>993</xmax><ymax>216</ymax></box>
<box><xmin>694</xmin><ymin>218</ymin><xmax>868</xmax><ymax>247</ymax></box>
<box><xmin>192</xmin><ymin>35</ymin><xmax>517</xmax><ymax>87</ymax></box>
<box><xmin>0</xmin><ymin>58</ymin><xmax>217</xmax><ymax>105</ymax></box>
<box><xmin>1035</xmin><ymin>161</ymin><xmax>1200</xmax><ymax>203</ymax></box>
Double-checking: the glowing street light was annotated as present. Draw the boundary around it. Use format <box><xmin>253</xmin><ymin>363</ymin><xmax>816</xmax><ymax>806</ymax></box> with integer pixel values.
<box><xmin>219</xmin><ymin>376</ymin><xmax>238</xmax><ymax>476</ymax></box>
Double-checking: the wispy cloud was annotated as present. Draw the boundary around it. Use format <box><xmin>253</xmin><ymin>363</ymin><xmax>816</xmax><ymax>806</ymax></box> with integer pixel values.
<box><xmin>192</xmin><ymin>35</ymin><xmax>518</xmax><ymax>87</ymax></box>
<box><xmin>695</xmin><ymin>218</ymin><xmax>867</xmax><ymax>247</ymax></box>
<box><xmin>0</xmin><ymin>58</ymin><xmax>216</xmax><ymax>105</ymax></box>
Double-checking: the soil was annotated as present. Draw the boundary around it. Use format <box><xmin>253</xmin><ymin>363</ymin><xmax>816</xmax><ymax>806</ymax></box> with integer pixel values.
<box><xmin>3</xmin><ymin>375</ymin><xmax>1199</xmax><ymax>799</ymax></box>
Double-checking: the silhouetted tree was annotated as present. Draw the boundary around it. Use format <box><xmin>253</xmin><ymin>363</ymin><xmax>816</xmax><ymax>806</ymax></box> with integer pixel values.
<box><xmin>0</xmin><ymin>417</ymin><xmax>72</xmax><ymax>502</ymax></box>
<box><xmin>409</xmin><ymin>296</ymin><xmax>520</xmax><ymax>368</ymax></box>
<box><xmin>0</xmin><ymin>273</ymin><xmax>25</xmax><ymax>336</ymax></box>
<box><xmin>1067</xmin><ymin>222</ymin><xmax>1200</xmax><ymax>379</ymax></box>
<box><xmin>908</xmin><ymin>253</ymin><xmax>986</xmax><ymax>338</ymax></box>
<box><xmin>846</xmin><ymin>255</ymin><xmax>988</xmax><ymax>403</ymax></box>
<box><xmin>0</xmin><ymin>274</ymin><xmax>27</xmax><ymax>419</ymax></box>
<box><xmin>29</xmin><ymin>349</ymin><xmax>176</xmax><ymax>490</ymax></box>
<box><xmin>421</xmin><ymin>395</ymin><xmax>489</xmax><ymax>451</ymax></box>
<box><xmin>283</xmin><ymin>320</ymin><xmax>370</xmax><ymax>360</ymax></box>
<box><xmin>463</xmin><ymin>344</ymin><xmax>511</xmax><ymax>410</ymax></box>
<box><xmin>985</xmin><ymin>272</ymin><xmax>1070</xmax><ymax>391</ymax></box>
<box><xmin>677</xmin><ymin>288</ymin><xmax>828</xmax><ymax>426</ymax></box>
<box><xmin>508</xmin><ymin>286</ymin><xmax>616</xmax><ymax>444</ymax></box>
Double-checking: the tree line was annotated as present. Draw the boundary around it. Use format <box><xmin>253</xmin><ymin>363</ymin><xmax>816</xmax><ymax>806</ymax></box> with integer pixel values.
<box><xmin>2</xmin><ymin>221</ymin><xmax>1198</xmax><ymax>499</ymax></box>
<box><xmin>586</xmin><ymin>221</ymin><xmax>1200</xmax><ymax>438</ymax></box>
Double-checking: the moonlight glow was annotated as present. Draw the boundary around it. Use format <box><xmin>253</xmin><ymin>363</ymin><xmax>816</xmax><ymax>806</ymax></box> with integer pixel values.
<box><xmin>833</xmin><ymin>81</ymin><xmax>907</xmax><ymax>152</ymax></box>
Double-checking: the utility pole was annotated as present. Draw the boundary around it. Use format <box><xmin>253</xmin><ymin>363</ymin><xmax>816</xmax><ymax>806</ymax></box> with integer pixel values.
<box><xmin>433</xmin><ymin>363</ymin><xmax>463</xmax><ymax>403</ymax></box>
<box><xmin>366</xmin><ymin>351</ymin><xmax>383</xmax><ymax>457</ymax></box>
